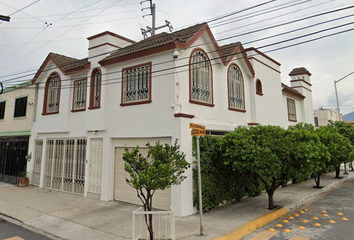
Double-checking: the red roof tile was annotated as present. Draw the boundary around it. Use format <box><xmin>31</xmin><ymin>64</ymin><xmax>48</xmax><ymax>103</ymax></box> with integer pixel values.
<box><xmin>289</xmin><ymin>67</ymin><xmax>312</xmax><ymax>76</ymax></box>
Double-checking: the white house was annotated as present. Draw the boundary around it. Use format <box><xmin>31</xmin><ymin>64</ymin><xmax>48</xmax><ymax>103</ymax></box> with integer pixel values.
<box><xmin>0</xmin><ymin>81</ymin><xmax>36</xmax><ymax>184</ymax></box>
<box><xmin>28</xmin><ymin>23</ymin><xmax>314</xmax><ymax>217</ymax></box>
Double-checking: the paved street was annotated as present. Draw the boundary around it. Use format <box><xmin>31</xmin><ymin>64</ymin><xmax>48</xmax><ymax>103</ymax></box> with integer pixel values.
<box><xmin>244</xmin><ymin>177</ymin><xmax>354</xmax><ymax>240</ymax></box>
<box><xmin>0</xmin><ymin>218</ymin><xmax>52</xmax><ymax>240</ymax></box>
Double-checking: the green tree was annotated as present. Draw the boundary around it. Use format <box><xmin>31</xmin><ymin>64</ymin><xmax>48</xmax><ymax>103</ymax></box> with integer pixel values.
<box><xmin>288</xmin><ymin>123</ymin><xmax>330</xmax><ymax>188</ymax></box>
<box><xmin>329</xmin><ymin>120</ymin><xmax>354</xmax><ymax>175</ymax></box>
<box><xmin>222</xmin><ymin>125</ymin><xmax>291</xmax><ymax>210</ymax></box>
<box><xmin>316</xmin><ymin>125</ymin><xmax>354</xmax><ymax>179</ymax></box>
<box><xmin>123</xmin><ymin>140</ymin><xmax>190</xmax><ymax>240</ymax></box>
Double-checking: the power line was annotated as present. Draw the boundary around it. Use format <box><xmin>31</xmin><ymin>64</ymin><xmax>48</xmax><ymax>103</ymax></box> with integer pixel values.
<box><xmin>0</xmin><ymin>0</ymin><xmax>42</xmax><ymax>24</ymax></box>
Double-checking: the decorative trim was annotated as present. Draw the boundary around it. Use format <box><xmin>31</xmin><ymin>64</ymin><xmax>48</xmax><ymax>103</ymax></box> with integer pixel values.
<box><xmin>291</xmin><ymin>85</ymin><xmax>312</xmax><ymax>92</ymax></box>
<box><xmin>174</xmin><ymin>113</ymin><xmax>195</xmax><ymax>118</ymax></box>
<box><xmin>228</xmin><ymin>108</ymin><xmax>246</xmax><ymax>113</ymax></box>
<box><xmin>290</xmin><ymin>79</ymin><xmax>312</xmax><ymax>86</ymax></box>
<box><xmin>225</xmin><ymin>44</ymin><xmax>255</xmax><ymax>77</ymax></box>
<box><xmin>71</xmin><ymin>109</ymin><xmax>86</xmax><ymax>113</ymax></box>
<box><xmin>189</xmin><ymin>100</ymin><xmax>215</xmax><ymax>107</ymax></box>
<box><xmin>88</xmin><ymin>43</ymin><xmax>121</xmax><ymax>50</ymax></box>
<box><xmin>245</xmin><ymin>47</ymin><xmax>281</xmax><ymax>66</ymax></box>
<box><xmin>248</xmin><ymin>122</ymin><xmax>259</xmax><ymax>126</ymax></box>
<box><xmin>42</xmin><ymin>72</ymin><xmax>61</xmax><ymax>115</ymax></box>
<box><xmin>0</xmin><ymin>130</ymin><xmax>31</xmax><ymax>137</ymax></box>
<box><xmin>248</xmin><ymin>57</ymin><xmax>281</xmax><ymax>73</ymax></box>
<box><xmin>282</xmin><ymin>88</ymin><xmax>305</xmax><ymax>100</ymax></box>
<box><xmin>87</xmin><ymin>31</ymin><xmax>136</xmax><ymax>43</ymax></box>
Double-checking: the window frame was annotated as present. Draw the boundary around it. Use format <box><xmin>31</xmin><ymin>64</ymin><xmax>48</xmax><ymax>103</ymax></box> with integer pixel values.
<box><xmin>256</xmin><ymin>79</ymin><xmax>263</xmax><ymax>96</ymax></box>
<box><xmin>89</xmin><ymin>68</ymin><xmax>102</xmax><ymax>109</ymax></box>
<box><xmin>0</xmin><ymin>101</ymin><xmax>6</xmax><ymax>120</ymax></box>
<box><xmin>287</xmin><ymin>98</ymin><xmax>297</xmax><ymax>122</ymax></box>
<box><xmin>13</xmin><ymin>96</ymin><xmax>28</xmax><ymax>118</ymax></box>
<box><xmin>120</xmin><ymin>62</ymin><xmax>152</xmax><ymax>106</ymax></box>
<box><xmin>43</xmin><ymin>72</ymin><xmax>61</xmax><ymax>115</ymax></box>
<box><xmin>227</xmin><ymin>63</ymin><xmax>246</xmax><ymax>112</ymax></box>
<box><xmin>72</xmin><ymin>78</ymin><xmax>87</xmax><ymax>112</ymax></box>
<box><xmin>189</xmin><ymin>48</ymin><xmax>214</xmax><ymax>107</ymax></box>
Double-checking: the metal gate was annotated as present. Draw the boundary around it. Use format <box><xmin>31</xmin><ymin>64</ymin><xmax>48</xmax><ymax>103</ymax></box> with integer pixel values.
<box><xmin>88</xmin><ymin>138</ymin><xmax>103</xmax><ymax>195</ymax></box>
<box><xmin>31</xmin><ymin>140</ymin><xmax>43</xmax><ymax>186</ymax></box>
<box><xmin>0</xmin><ymin>137</ymin><xmax>29</xmax><ymax>185</ymax></box>
<box><xmin>43</xmin><ymin>138</ymin><xmax>86</xmax><ymax>195</ymax></box>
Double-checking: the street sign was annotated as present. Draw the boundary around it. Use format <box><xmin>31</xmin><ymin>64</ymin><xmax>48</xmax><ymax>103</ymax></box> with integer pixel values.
<box><xmin>0</xmin><ymin>15</ymin><xmax>10</xmax><ymax>22</ymax></box>
<box><xmin>189</xmin><ymin>122</ymin><xmax>206</xmax><ymax>131</ymax></box>
<box><xmin>191</xmin><ymin>129</ymin><xmax>206</xmax><ymax>136</ymax></box>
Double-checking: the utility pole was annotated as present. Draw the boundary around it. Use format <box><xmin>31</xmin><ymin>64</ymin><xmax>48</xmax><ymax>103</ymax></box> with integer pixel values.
<box><xmin>0</xmin><ymin>15</ymin><xmax>10</xmax><ymax>22</ymax></box>
<box><xmin>140</xmin><ymin>0</ymin><xmax>173</xmax><ymax>38</ymax></box>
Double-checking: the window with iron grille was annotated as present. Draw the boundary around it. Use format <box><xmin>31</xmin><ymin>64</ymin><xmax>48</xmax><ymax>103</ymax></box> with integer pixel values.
<box><xmin>0</xmin><ymin>101</ymin><xmax>5</xmax><ymax>120</ymax></box>
<box><xmin>190</xmin><ymin>50</ymin><xmax>213</xmax><ymax>104</ymax></box>
<box><xmin>122</xmin><ymin>63</ymin><xmax>151</xmax><ymax>105</ymax></box>
<box><xmin>44</xmin><ymin>73</ymin><xmax>60</xmax><ymax>114</ymax></box>
<box><xmin>89</xmin><ymin>69</ymin><xmax>101</xmax><ymax>109</ymax></box>
<box><xmin>287</xmin><ymin>98</ymin><xmax>297</xmax><ymax>122</ymax></box>
<box><xmin>228</xmin><ymin>64</ymin><xmax>245</xmax><ymax>111</ymax></box>
<box><xmin>73</xmin><ymin>79</ymin><xmax>87</xmax><ymax>111</ymax></box>
<box><xmin>14</xmin><ymin>96</ymin><xmax>27</xmax><ymax>118</ymax></box>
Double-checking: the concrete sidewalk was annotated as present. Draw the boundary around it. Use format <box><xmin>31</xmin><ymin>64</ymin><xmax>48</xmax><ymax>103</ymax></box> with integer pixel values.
<box><xmin>0</xmin><ymin>170</ymin><xmax>353</xmax><ymax>240</ymax></box>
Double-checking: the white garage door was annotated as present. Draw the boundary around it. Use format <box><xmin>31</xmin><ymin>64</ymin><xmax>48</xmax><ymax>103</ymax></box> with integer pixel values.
<box><xmin>114</xmin><ymin>138</ymin><xmax>171</xmax><ymax>210</ymax></box>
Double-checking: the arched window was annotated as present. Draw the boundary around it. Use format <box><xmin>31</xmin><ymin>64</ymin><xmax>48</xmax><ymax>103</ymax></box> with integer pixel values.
<box><xmin>256</xmin><ymin>79</ymin><xmax>263</xmax><ymax>95</ymax></box>
<box><xmin>43</xmin><ymin>73</ymin><xmax>61</xmax><ymax>115</ymax></box>
<box><xmin>190</xmin><ymin>49</ymin><xmax>213</xmax><ymax>105</ymax></box>
<box><xmin>89</xmin><ymin>68</ymin><xmax>101</xmax><ymax>109</ymax></box>
<box><xmin>228</xmin><ymin>64</ymin><xmax>245</xmax><ymax>111</ymax></box>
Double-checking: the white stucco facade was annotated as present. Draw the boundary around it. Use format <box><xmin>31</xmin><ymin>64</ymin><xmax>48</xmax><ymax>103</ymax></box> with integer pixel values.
<box><xmin>28</xmin><ymin>23</ymin><xmax>314</xmax><ymax>217</ymax></box>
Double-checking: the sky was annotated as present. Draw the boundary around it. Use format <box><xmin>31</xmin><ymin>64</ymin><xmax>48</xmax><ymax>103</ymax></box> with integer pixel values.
<box><xmin>0</xmin><ymin>0</ymin><xmax>353</xmax><ymax>114</ymax></box>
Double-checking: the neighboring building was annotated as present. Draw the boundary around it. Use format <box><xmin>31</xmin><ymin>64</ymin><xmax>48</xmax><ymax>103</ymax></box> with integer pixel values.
<box><xmin>313</xmin><ymin>108</ymin><xmax>340</xmax><ymax>127</ymax></box>
<box><xmin>0</xmin><ymin>81</ymin><xmax>36</xmax><ymax>184</ymax></box>
<box><xmin>28</xmin><ymin>23</ymin><xmax>314</xmax><ymax>217</ymax></box>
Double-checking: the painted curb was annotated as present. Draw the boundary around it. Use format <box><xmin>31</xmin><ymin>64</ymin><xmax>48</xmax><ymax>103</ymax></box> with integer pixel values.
<box><xmin>213</xmin><ymin>174</ymin><xmax>354</xmax><ymax>240</ymax></box>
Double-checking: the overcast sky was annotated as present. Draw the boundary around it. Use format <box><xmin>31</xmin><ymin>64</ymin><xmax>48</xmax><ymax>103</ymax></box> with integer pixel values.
<box><xmin>0</xmin><ymin>0</ymin><xmax>353</xmax><ymax>114</ymax></box>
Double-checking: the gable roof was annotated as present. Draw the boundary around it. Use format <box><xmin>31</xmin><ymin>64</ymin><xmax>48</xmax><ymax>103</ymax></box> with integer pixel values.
<box><xmin>99</xmin><ymin>23</ymin><xmax>255</xmax><ymax>77</ymax></box>
<box><xmin>281</xmin><ymin>83</ymin><xmax>305</xmax><ymax>100</ymax></box>
<box><xmin>32</xmin><ymin>53</ymin><xmax>90</xmax><ymax>84</ymax></box>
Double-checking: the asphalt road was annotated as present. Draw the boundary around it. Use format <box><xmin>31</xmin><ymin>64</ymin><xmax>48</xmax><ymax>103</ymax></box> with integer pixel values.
<box><xmin>0</xmin><ymin>218</ymin><xmax>53</xmax><ymax>240</ymax></box>
<box><xmin>245</xmin><ymin>177</ymin><xmax>354</xmax><ymax>240</ymax></box>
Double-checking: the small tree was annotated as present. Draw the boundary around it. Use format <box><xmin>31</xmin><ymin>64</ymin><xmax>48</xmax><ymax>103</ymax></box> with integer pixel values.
<box><xmin>123</xmin><ymin>140</ymin><xmax>190</xmax><ymax>240</ymax></box>
<box><xmin>222</xmin><ymin>125</ymin><xmax>292</xmax><ymax>210</ymax></box>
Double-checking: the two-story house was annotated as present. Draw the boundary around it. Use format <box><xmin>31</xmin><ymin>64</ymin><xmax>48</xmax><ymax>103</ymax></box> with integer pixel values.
<box><xmin>28</xmin><ymin>23</ymin><xmax>313</xmax><ymax>217</ymax></box>
<box><xmin>0</xmin><ymin>81</ymin><xmax>36</xmax><ymax>184</ymax></box>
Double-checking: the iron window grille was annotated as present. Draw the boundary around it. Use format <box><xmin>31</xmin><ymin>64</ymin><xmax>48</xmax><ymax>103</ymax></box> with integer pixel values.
<box><xmin>46</xmin><ymin>74</ymin><xmax>60</xmax><ymax>113</ymax></box>
<box><xmin>73</xmin><ymin>79</ymin><xmax>87</xmax><ymax>111</ymax></box>
<box><xmin>191</xmin><ymin>51</ymin><xmax>212</xmax><ymax>104</ymax></box>
<box><xmin>228</xmin><ymin>65</ymin><xmax>244</xmax><ymax>110</ymax></box>
<box><xmin>14</xmin><ymin>96</ymin><xmax>27</xmax><ymax>118</ymax></box>
<box><xmin>122</xmin><ymin>64</ymin><xmax>150</xmax><ymax>104</ymax></box>
<box><xmin>92</xmin><ymin>70</ymin><xmax>100</xmax><ymax>107</ymax></box>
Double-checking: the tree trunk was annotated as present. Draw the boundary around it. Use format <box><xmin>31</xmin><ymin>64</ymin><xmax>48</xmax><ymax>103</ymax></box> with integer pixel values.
<box><xmin>314</xmin><ymin>172</ymin><xmax>321</xmax><ymax>188</ymax></box>
<box><xmin>335</xmin><ymin>166</ymin><xmax>341</xmax><ymax>178</ymax></box>
<box><xmin>144</xmin><ymin>191</ymin><xmax>154</xmax><ymax>240</ymax></box>
<box><xmin>267</xmin><ymin>188</ymin><xmax>275</xmax><ymax>210</ymax></box>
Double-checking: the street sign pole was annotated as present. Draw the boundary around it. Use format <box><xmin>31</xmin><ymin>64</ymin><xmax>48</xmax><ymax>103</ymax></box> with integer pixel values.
<box><xmin>196</xmin><ymin>135</ymin><xmax>203</xmax><ymax>235</ymax></box>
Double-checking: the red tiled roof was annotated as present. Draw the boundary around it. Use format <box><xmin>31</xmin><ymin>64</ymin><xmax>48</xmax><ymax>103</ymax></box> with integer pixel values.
<box><xmin>219</xmin><ymin>42</ymin><xmax>241</xmax><ymax>58</ymax></box>
<box><xmin>99</xmin><ymin>23</ymin><xmax>207</xmax><ymax>64</ymax></box>
<box><xmin>289</xmin><ymin>67</ymin><xmax>312</xmax><ymax>76</ymax></box>
<box><xmin>50</xmin><ymin>53</ymin><xmax>89</xmax><ymax>71</ymax></box>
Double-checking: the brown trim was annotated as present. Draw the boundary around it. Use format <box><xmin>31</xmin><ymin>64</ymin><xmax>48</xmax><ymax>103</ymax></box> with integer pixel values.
<box><xmin>225</xmin><ymin>44</ymin><xmax>255</xmax><ymax>77</ymax></box>
<box><xmin>89</xmin><ymin>68</ymin><xmax>102</xmax><ymax>109</ymax></box>
<box><xmin>287</xmin><ymin>98</ymin><xmax>297</xmax><ymax>122</ymax></box>
<box><xmin>174</xmin><ymin>113</ymin><xmax>195</xmax><ymax>118</ymax></box>
<box><xmin>256</xmin><ymin>78</ymin><xmax>263</xmax><ymax>96</ymax></box>
<box><xmin>88</xmin><ymin>43</ymin><xmax>121</xmax><ymax>51</ymax></box>
<box><xmin>189</xmin><ymin>48</ymin><xmax>214</xmax><ymax>107</ymax></box>
<box><xmin>120</xmin><ymin>62</ymin><xmax>152</xmax><ymax>106</ymax></box>
<box><xmin>291</xmin><ymin>85</ymin><xmax>312</xmax><ymax>92</ymax></box>
<box><xmin>290</xmin><ymin>79</ymin><xmax>312</xmax><ymax>86</ymax></box>
<box><xmin>65</xmin><ymin>62</ymin><xmax>91</xmax><ymax>76</ymax></box>
<box><xmin>248</xmin><ymin>122</ymin><xmax>259</xmax><ymax>126</ymax></box>
<box><xmin>227</xmin><ymin>63</ymin><xmax>246</xmax><ymax>112</ymax></box>
<box><xmin>100</xmin><ymin>42</ymin><xmax>178</xmax><ymax>66</ymax></box>
<box><xmin>42</xmin><ymin>72</ymin><xmax>61</xmax><ymax>115</ymax></box>
<box><xmin>245</xmin><ymin>47</ymin><xmax>281</xmax><ymax>66</ymax></box>
<box><xmin>72</xmin><ymin>78</ymin><xmax>87</xmax><ymax>112</ymax></box>
<box><xmin>248</xmin><ymin>57</ymin><xmax>281</xmax><ymax>73</ymax></box>
<box><xmin>87</xmin><ymin>31</ymin><xmax>135</xmax><ymax>43</ymax></box>
<box><xmin>282</xmin><ymin>88</ymin><xmax>305</xmax><ymax>100</ymax></box>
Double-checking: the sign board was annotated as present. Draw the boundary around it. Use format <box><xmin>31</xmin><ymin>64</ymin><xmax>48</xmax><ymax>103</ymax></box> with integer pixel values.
<box><xmin>189</xmin><ymin>123</ymin><xmax>206</xmax><ymax>131</ymax></box>
<box><xmin>191</xmin><ymin>129</ymin><xmax>206</xmax><ymax>136</ymax></box>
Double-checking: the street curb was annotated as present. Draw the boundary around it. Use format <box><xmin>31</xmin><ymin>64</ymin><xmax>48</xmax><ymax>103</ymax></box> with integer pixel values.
<box><xmin>213</xmin><ymin>174</ymin><xmax>354</xmax><ymax>240</ymax></box>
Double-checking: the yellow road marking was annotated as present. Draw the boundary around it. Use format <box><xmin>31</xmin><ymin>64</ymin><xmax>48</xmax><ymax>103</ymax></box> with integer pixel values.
<box><xmin>248</xmin><ymin>230</ymin><xmax>277</xmax><ymax>240</ymax></box>
<box><xmin>289</xmin><ymin>236</ymin><xmax>310</xmax><ymax>240</ymax></box>
<box><xmin>4</xmin><ymin>237</ymin><xmax>26</xmax><ymax>240</ymax></box>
